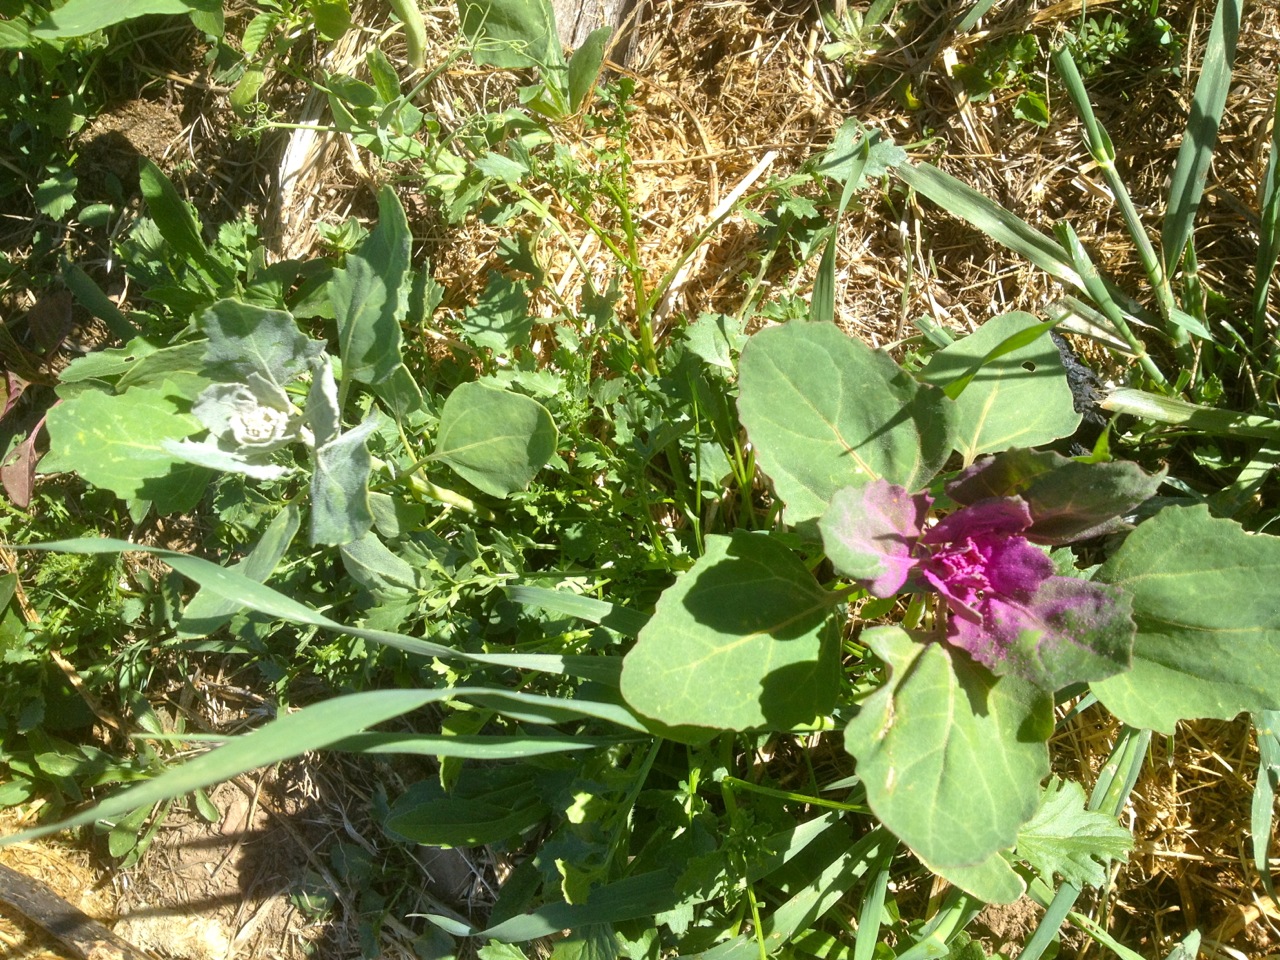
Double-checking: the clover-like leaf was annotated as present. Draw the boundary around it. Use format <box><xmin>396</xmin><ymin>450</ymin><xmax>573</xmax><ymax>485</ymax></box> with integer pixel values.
<box><xmin>432</xmin><ymin>381</ymin><xmax>557</xmax><ymax>498</ymax></box>
<box><xmin>921</xmin><ymin>311</ymin><xmax>1080</xmax><ymax>460</ymax></box>
<box><xmin>738</xmin><ymin>322</ymin><xmax>955</xmax><ymax>525</ymax></box>
<box><xmin>1093</xmin><ymin>505</ymin><xmax>1280</xmax><ymax>732</ymax></box>
<box><xmin>620</xmin><ymin>531</ymin><xmax>842</xmax><ymax>736</ymax></box>
<box><xmin>1016</xmin><ymin>777</ymin><xmax>1132</xmax><ymax>888</ymax></box>
<box><xmin>845</xmin><ymin>626</ymin><xmax>1052</xmax><ymax>869</ymax></box>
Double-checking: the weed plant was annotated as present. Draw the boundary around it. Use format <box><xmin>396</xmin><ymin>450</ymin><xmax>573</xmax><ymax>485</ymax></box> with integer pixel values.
<box><xmin>2</xmin><ymin>0</ymin><xmax>1280</xmax><ymax>958</ymax></box>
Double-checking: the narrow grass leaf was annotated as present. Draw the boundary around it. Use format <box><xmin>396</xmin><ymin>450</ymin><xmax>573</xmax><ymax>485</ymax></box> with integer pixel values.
<box><xmin>895</xmin><ymin>161</ymin><xmax>1082</xmax><ymax>291</ymax></box>
<box><xmin>505</xmin><ymin>584</ymin><xmax>649</xmax><ymax>637</ymax></box>
<box><xmin>0</xmin><ymin>689</ymin><xmax>440</xmax><ymax>845</ymax></box>
<box><xmin>1253</xmin><ymin>711</ymin><xmax>1280</xmax><ymax>901</ymax></box>
<box><xmin>18</xmin><ymin>538</ymin><xmax>632</xmax><ymax>684</ymax></box>
<box><xmin>1161</xmin><ymin>0</ymin><xmax>1242</xmax><ymax>273</ymax></box>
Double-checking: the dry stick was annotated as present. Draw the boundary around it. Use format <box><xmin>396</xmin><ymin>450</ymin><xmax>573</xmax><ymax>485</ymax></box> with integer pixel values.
<box><xmin>0</xmin><ymin>862</ymin><xmax>156</xmax><ymax>960</ymax></box>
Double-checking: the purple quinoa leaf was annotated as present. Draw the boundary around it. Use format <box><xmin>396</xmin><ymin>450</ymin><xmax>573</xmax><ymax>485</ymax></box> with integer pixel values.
<box><xmin>920</xmin><ymin>521</ymin><xmax>1053</xmax><ymax>619</ymax></box>
<box><xmin>947</xmin><ymin>449</ymin><xmax>1065</xmax><ymax>505</ymax></box>
<box><xmin>923</xmin><ymin>496</ymin><xmax>1033</xmax><ymax>545</ymax></box>
<box><xmin>1019</xmin><ymin>460</ymin><xmax>1165</xmax><ymax>544</ymax></box>
<box><xmin>820</xmin><ymin>481</ymin><xmax>930</xmax><ymax>596</ymax></box>
<box><xmin>951</xmin><ymin>577</ymin><xmax>1134</xmax><ymax>691</ymax></box>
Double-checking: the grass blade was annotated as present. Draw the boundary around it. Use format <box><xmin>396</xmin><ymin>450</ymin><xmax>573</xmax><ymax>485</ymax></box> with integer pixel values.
<box><xmin>1251</xmin><ymin>711</ymin><xmax>1280</xmax><ymax>903</ymax></box>
<box><xmin>1254</xmin><ymin>75</ymin><xmax>1280</xmax><ymax>350</ymax></box>
<box><xmin>1161</xmin><ymin>0</ymin><xmax>1242</xmax><ymax>275</ymax></box>
<box><xmin>1</xmin><ymin>689</ymin><xmax>441</xmax><ymax>844</ymax></box>
<box><xmin>894</xmin><ymin>161</ymin><xmax>1083</xmax><ymax>291</ymax></box>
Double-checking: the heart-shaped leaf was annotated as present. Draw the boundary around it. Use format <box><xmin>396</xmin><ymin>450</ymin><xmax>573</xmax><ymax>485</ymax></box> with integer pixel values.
<box><xmin>921</xmin><ymin>312</ymin><xmax>1080</xmax><ymax>461</ymax></box>
<box><xmin>620</xmin><ymin>531</ymin><xmax>841</xmax><ymax>735</ymax></box>
<box><xmin>1093</xmin><ymin>505</ymin><xmax>1280</xmax><ymax>732</ymax></box>
<box><xmin>738</xmin><ymin>322</ymin><xmax>955</xmax><ymax>524</ymax></box>
<box><xmin>432</xmin><ymin>381</ymin><xmax>557</xmax><ymax>497</ymax></box>
<box><xmin>42</xmin><ymin>386</ymin><xmax>211</xmax><ymax>514</ymax></box>
<box><xmin>845</xmin><ymin>626</ymin><xmax>1052</xmax><ymax>869</ymax></box>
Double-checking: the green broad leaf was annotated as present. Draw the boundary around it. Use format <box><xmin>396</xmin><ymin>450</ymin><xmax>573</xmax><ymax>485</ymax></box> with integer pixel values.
<box><xmin>460</xmin><ymin>272</ymin><xmax>532</xmax><ymax>354</ymax></box>
<box><xmin>385</xmin><ymin>765</ymin><xmax>550</xmax><ymax>847</ymax></box>
<box><xmin>332</xmin><ymin>187</ymin><xmax>409</xmax><ymax>389</ymax></box>
<box><xmin>458</xmin><ymin>0</ymin><xmax>563</xmax><ymax>70</ymax></box>
<box><xmin>844</xmin><ymin>626</ymin><xmax>1052</xmax><ymax>869</ymax></box>
<box><xmin>619</xmin><ymin>531</ymin><xmax>842</xmax><ymax>735</ymax></box>
<box><xmin>1093</xmin><ymin>505</ymin><xmax>1280</xmax><ymax>732</ymax></box>
<box><xmin>34</xmin><ymin>170</ymin><xmax>77</xmax><ymax>220</ymax></box>
<box><xmin>137</xmin><ymin>157</ymin><xmax>216</xmax><ymax>271</ymax></box>
<box><xmin>917</xmin><ymin>849</ymin><xmax>1026</xmax><ymax>905</ymax></box>
<box><xmin>340</xmin><ymin>531</ymin><xmax>417</xmax><ymax>591</ymax></box>
<box><xmin>58</xmin><ymin>338</ymin><xmax>160</xmax><ymax>383</ymax></box>
<box><xmin>31</xmin><ymin>0</ymin><xmax>220</xmax><ymax>37</ymax></box>
<box><xmin>199</xmin><ymin>299</ymin><xmax>324</xmax><ymax>386</ymax></box>
<box><xmin>737</xmin><ymin>322</ymin><xmax>956</xmax><ymax>523</ymax></box>
<box><xmin>178</xmin><ymin>503</ymin><xmax>302</xmax><ymax>638</ymax></box>
<box><xmin>42</xmin><ymin>386</ymin><xmax>212</xmax><ymax>514</ymax></box>
<box><xmin>432</xmin><ymin>381</ymin><xmax>557</xmax><ymax>498</ymax></box>
<box><xmin>1</xmin><ymin>689</ymin><xmax>441</xmax><ymax>847</ymax></box>
<box><xmin>307</xmin><ymin>0</ymin><xmax>351</xmax><ymax>40</ymax></box>
<box><xmin>921</xmin><ymin>312</ymin><xmax>1080</xmax><ymax>461</ymax></box>
<box><xmin>116</xmin><ymin>340</ymin><xmax>211</xmax><ymax>400</ymax></box>
<box><xmin>567</xmin><ymin>27</ymin><xmax>611</xmax><ymax>112</ymax></box>
<box><xmin>310</xmin><ymin>416</ymin><xmax>379</xmax><ymax>545</ymax></box>
<box><xmin>1016</xmin><ymin>777</ymin><xmax>1133</xmax><ymax>888</ymax></box>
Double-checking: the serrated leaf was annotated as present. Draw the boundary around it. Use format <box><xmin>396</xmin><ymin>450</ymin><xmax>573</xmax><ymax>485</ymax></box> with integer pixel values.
<box><xmin>1016</xmin><ymin>777</ymin><xmax>1132</xmax><ymax>888</ymax></box>
<box><xmin>34</xmin><ymin>170</ymin><xmax>77</xmax><ymax>220</ymax></box>
<box><xmin>199</xmin><ymin>299</ymin><xmax>324</xmax><ymax>386</ymax></box>
<box><xmin>844</xmin><ymin>626</ymin><xmax>1052</xmax><ymax>869</ymax></box>
<box><xmin>620</xmin><ymin>531</ymin><xmax>841</xmax><ymax>735</ymax></box>
<box><xmin>1093</xmin><ymin>505</ymin><xmax>1280</xmax><ymax>732</ymax></box>
<box><xmin>310</xmin><ymin>416</ymin><xmax>379</xmax><ymax>546</ymax></box>
<box><xmin>432</xmin><ymin>381</ymin><xmax>557</xmax><ymax>497</ymax></box>
<box><xmin>43</xmin><ymin>386</ymin><xmax>212</xmax><ymax>513</ymax></box>
<box><xmin>921</xmin><ymin>312</ymin><xmax>1080</xmax><ymax>461</ymax></box>
<box><xmin>240</xmin><ymin>11</ymin><xmax>278</xmax><ymax>55</ymax></box>
<box><xmin>737</xmin><ymin>322</ymin><xmax>955</xmax><ymax>524</ymax></box>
